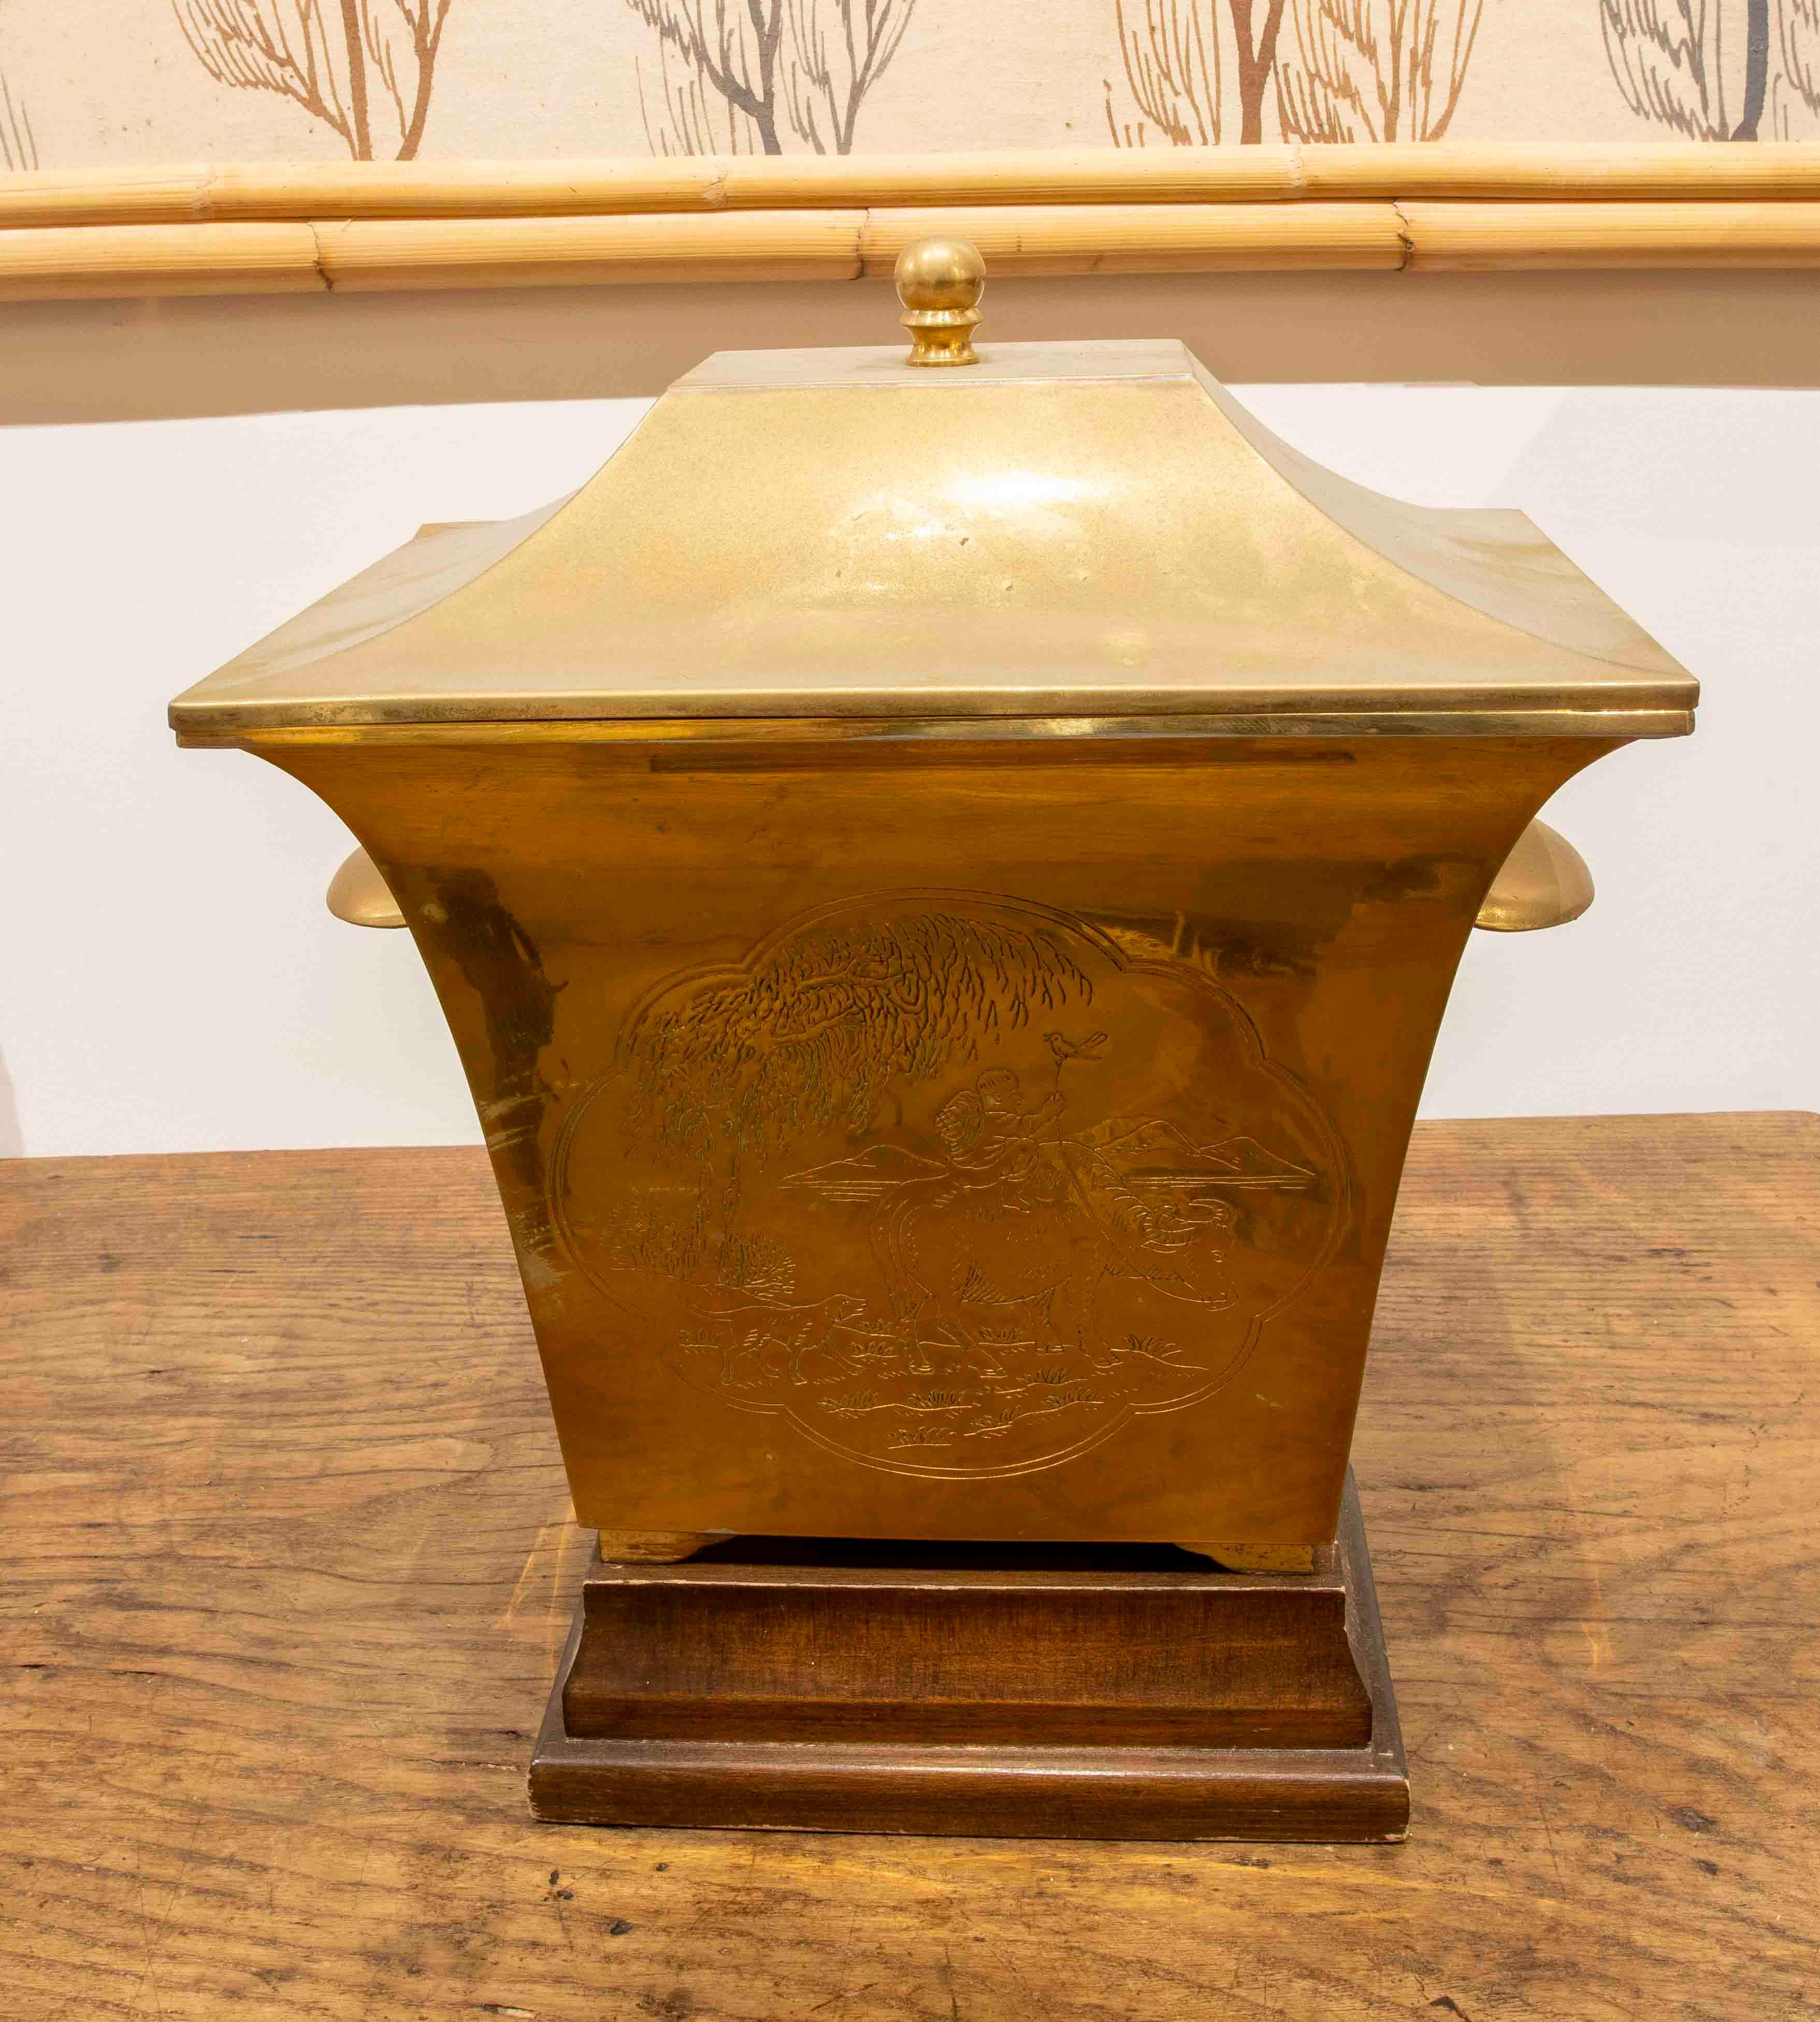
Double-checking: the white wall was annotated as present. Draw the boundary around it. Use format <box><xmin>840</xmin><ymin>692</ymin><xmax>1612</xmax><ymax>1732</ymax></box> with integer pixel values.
<box><xmin>3</xmin><ymin>385</ymin><xmax>1815</xmax><ymax>1157</ymax></box>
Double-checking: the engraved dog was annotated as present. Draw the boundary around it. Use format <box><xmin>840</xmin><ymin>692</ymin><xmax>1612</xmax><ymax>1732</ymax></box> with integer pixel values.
<box><xmin>685</xmin><ymin>1292</ymin><xmax>868</xmax><ymax>1389</ymax></box>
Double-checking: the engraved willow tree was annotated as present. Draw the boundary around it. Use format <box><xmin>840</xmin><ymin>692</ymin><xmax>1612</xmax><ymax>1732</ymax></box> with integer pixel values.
<box><xmin>172</xmin><ymin>0</ymin><xmax>455</xmax><ymax>159</ymax></box>
<box><xmin>1275</xmin><ymin>0</ymin><xmax>1488</xmax><ymax>141</ymax></box>
<box><xmin>1599</xmin><ymin>0</ymin><xmax>1776</xmax><ymax>137</ymax></box>
<box><xmin>626</xmin><ymin>0</ymin><xmax>917</xmax><ymax>156</ymax></box>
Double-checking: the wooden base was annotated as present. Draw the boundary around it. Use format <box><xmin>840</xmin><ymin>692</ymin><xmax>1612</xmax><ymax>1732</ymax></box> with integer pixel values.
<box><xmin>530</xmin><ymin>1472</ymin><xmax>1406</xmax><ymax>1841</ymax></box>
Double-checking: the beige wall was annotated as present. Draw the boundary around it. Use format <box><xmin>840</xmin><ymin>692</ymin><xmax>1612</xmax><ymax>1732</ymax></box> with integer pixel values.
<box><xmin>5</xmin><ymin>2</ymin><xmax>1819</xmax><ymax>173</ymax></box>
<box><xmin>5</xmin><ymin>268</ymin><xmax>1820</xmax><ymax>431</ymax></box>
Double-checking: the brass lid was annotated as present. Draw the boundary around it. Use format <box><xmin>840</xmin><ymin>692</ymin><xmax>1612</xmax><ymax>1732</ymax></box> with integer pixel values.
<box><xmin>171</xmin><ymin>336</ymin><xmax>1696</xmax><ymax>742</ymax></box>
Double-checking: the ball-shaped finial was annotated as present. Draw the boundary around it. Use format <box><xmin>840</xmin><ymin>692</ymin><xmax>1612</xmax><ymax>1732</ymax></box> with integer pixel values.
<box><xmin>893</xmin><ymin>236</ymin><xmax>985</xmax><ymax>367</ymax></box>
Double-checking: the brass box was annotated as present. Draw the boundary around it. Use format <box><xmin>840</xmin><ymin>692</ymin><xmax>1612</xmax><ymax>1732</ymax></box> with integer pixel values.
<box><xmin>172</xmin><ymin>335</ymin><xmax>1694</xmax><ymax>1559</ymax></box>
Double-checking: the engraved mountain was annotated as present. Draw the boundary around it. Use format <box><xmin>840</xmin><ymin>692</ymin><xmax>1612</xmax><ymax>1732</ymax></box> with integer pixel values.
<box><xmin>551</xmin><ymin>893</ymin><xmax>1346</xmax><ymax>1481</ymax></box>
<box><xmin>1076</xmin><ymin>1120</ymin><xmax>1317</xmax><ymax>1189</ymax></box>
<box><xmin>782</xmin><ymin>1145</ymin><xmax>948</xmax><ymax>1202</ymax></box>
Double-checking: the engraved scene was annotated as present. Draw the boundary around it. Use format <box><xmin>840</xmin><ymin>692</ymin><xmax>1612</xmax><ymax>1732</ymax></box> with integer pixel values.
<box><xmin>551</xmin><ymin>893</ymin><xmax>1344</xmax><ymax>1479</ymax></box>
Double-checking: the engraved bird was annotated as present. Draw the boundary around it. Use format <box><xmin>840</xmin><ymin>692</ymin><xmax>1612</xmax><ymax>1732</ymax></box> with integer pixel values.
<box><xmin>1044</xmin><ymin>1029</ymin><xmax>1108</xmax><ymax>1066</ymax></box>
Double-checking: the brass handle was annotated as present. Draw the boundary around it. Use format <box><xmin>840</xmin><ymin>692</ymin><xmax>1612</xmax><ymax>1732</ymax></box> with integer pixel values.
<box><xmin>1475</xmin><ymin>819</ymin><xmax>1594</xmax><ymax>933</ymax></box>
<box><xmin>325</xmin><ymin>847</ymin><xmax>406</xmax><ymax>929</ymax></box>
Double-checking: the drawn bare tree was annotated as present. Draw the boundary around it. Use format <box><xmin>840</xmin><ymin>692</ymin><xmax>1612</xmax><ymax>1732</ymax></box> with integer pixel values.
<box><xmin>638</xmin><ymin>24</ymin><xmax>761</xmax><ymax>152</ymax></box>
<box><xmin>788</xmin><ymin>0</ymin><xmax>915</xmax><ymax>151</ymax></box>
<box><xmin>1774</xmin><ymin>0</ymin><xmax>1820</xmax><ymax>131</ymax></box>
<box><xmin>1105</xmin><ymin>0</ymin><xmax>1288</xmax><ymax>145</ymax></box>
<box><xmin>1275</xmin><ymin>0</ymin><xmax>1487</xmax><ymax>140</ymax></box>
<box><xmin>172</xmin><ymin>0</ymin><xmax>454</xmax><ymax>160</ymax></box>
<box><xmin>1106</xmin><ymin>0</ymin><xmax>1223</xmax><ymax>140</ymax></box>
<box><xmin>627</xmin><ymin>0</ymin><xmax>915</xmax><ymax>156</ymax></box>
<box><xmin>0</xmin><ymin>0</ymin><xmax>36</xmax><ymax>172</ymax></box>
<box><xmin>0</xmin><ymin>63</ymin><xmax>35</xmax><ymax>169</ymax></box>
<box><xmin>1229</xmin><ymin>0</ymin><xmax>1293</xmax><ymax>137</ymax></box>
<box><xmin>1600</xmin><ymin>0</ymin><xmax>1773</xmax><ymax>137</ymax></box>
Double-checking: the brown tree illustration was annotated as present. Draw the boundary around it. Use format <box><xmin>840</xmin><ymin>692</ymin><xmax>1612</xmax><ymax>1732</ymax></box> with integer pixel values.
<box><xmin>0</xmin><ymin>63</ymin><xmax>35</xmax><ymax>170</ymax></box>
<box><xmin>1600</xmin><ymin>0</ymin><xmax>1774</xmax><ymax>137</ymax></box>
<box><xmin>1275</xmin><ymin>0</ymin><xmax>1487</xmax><ymax>141</ymax></box>
<box><xmin>1105</xmin><ymin>0</ymin><xmax>1223</xmax><ymax>141</ymax></box>
<box><xmin>1105</xmin><ymin>1</ymin><xmax>1288</xmax><ymax>145</ymax></box>
<box><xmin>172</xmin><ymin>0</ymin><xmax>454</xmax><ymax>160</ymax></box>
<box><xmin>628</xmin><ymin>0</ymin><xmax>916</xmax><ymax>156</ymax></box>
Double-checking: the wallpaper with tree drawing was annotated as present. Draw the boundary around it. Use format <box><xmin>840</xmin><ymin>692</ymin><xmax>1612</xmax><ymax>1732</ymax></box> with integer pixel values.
<box><xmin>1601</xmin><ymin>0</ymin><xmax>1820</xmax><ymax>137</ymax></box>
<box><xmin>0</xmin><ymin>65</ymin><xmax>34</xmax><ymax>171</ymax></box>
<box><xmin>2</xmin><ymin>0</ymin><xmax>38</xmax><ymax>170</ymax></box>
<box><xmin>173</xmin><ymin>1</ymin><xmax>454</xmax><ymax>159</ymax></box>
<box><xmin>2</xmin><ymin>0</ymin><xmax>1816</xmax><ymax>169</ymax></box>
<box><xmin>629</xmin><ymin>0</ymin><xmax>916</xmax><ymax>155</ymax></box>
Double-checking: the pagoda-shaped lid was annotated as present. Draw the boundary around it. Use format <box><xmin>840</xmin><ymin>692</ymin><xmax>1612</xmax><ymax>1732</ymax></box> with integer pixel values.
<box><xmin>171</xmin><ymin>282</ymin><xmax>1695</xmax><ymax>743</ymax></box>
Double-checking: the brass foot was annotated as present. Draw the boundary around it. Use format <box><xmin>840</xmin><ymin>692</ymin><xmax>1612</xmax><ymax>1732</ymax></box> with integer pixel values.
<box><xmin>595</xmin><ymin>1529</ymin><xmax>724</xmax><ymax>1565</ymax></box>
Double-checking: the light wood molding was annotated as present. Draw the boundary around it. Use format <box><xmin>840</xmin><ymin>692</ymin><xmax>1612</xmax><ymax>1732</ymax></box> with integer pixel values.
<box><xmin>314</xmin><ymin>210</ymin><xmax>870</xmax><ymax>294</ymax></box>
<box><xmin>9</xmin><ymin>145</ymin><xmax>1820</xmax><ymax>227</ymax></box>
<box><xmin>1402</xmin><ymin>199</ymin><xmax>1820</xmax><ymax>269</ymax></box>
<box><xmin>857</xmin><ymin>202</ymin><xmax>1408</xmax><ymax>274</ymax></box>
<box><xmin>0</xmin><ymin>222</ymin><xmax>326</xmax><ymax>300</ymax></box>
<box><xmin>5</xmin><ymin>146</ymin><xmax>1820</xmax><ymax>300</ymax></box>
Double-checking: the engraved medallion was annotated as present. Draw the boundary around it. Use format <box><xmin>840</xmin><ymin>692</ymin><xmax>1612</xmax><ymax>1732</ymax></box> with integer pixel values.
<box><xmin>552</xmin><ymin>892</ymin><xmax>1347</xmax><ymax>1479</ymax></box>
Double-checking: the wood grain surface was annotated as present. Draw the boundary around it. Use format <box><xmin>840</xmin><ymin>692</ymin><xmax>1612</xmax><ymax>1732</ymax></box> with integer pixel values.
<box><xmin>3</xmin><ymin>1114</ymin><xmax>1816</xmax><ymax>2019</ymax></box>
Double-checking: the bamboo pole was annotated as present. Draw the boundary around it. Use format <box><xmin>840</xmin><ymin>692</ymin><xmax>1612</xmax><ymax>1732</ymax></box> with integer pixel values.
<box><xmin>4</xmin><ymin>194</ymin><xmax>1820</xmax><ymax>302</ymax></box>
<box><xmin>224</xmin><ymin>150</ymin><xmax>1308</xmax><ymax>220</ymax></box>
<box><xmin>0</xmin><ymin>151</ymin><xmax>1301</xmax><ymax>228</ymax></box>
<box><xmin>1296</xmin><ymin>141</ymin><xmax>1820</xmax><ymax>200</ymax></box>
<box><xmin>6</xmin><ymin>145</ymin><xmax>1820</xmax><ymax>231</ymax></box>
<box><xmin>0</xmin><ymin>222</ymin><xmax>323</xmax><ymax>302</ymax></box>
<box><xmin>314</xmin><ymin>211</ymin><xmax>866</xmax><ymax>293</ymax></box>
<box><xmin>715</xmin><ymin>149</ymin><xmax>1305</xmax><ymax>211</ymax></box>
<box><xmin>0</xmin><ymin>166</ymin><xmax>215</xmax><ymax>228</ymax></box>
<box><xmin>860</xmin><ymin>204</ymin><xmax>1406</xmax><ymax>274</ymax></box>
<box><xmin>210</xmin><ymin>160</ymin><xmax>729</xmax><ymax>223</ymax></box>
<box><xmin>1403</xmin><ymin>200</ymin><xmax>1820</xmax><ymax>270</ymax></box>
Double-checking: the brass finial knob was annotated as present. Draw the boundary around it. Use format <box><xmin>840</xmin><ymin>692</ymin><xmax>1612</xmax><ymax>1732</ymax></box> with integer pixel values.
<box><xmin>894</xmin><ymin>236</ymin><xmax>984</xmax><ymax>367</ymax></box>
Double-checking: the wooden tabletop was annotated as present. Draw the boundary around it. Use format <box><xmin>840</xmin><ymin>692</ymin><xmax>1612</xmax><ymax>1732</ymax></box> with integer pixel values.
<box><xmin>5</xmin><ymin>1114</ymin><xmax>1817</xmax><ymax>2019</ymax></box>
